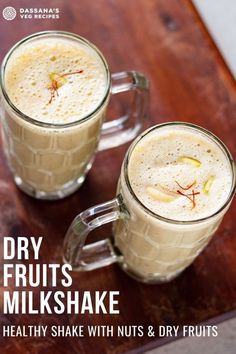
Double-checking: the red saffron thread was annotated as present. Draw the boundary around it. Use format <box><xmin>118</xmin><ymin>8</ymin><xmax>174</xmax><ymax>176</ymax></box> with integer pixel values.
<box><xmin>62</xmin><ymin>70</ymin><xmax>83</xmax><ymax>77</ymax></box>
<box><xmin>175</xmin><ymin>180</ymin><xmax>196</xmax><ymax>190</ymax></box>
<box><xmin>189</xmin><ymin>190</ymin><xmax>200</xmax><ymax>209</ymax></box>
<box><xmin>48</xmin><ymin>79</ymin><xmax>59</xmax><ymax>104</ymax></box>
<box><xmin>48</xmin><ymin>70</ymin><xmax>84</xmax><ymax>104</ymax></box>
<box><xmin>175</xmin><ymin>181</ymin><xmax>200</xmax><ymax>209</ymax></box>
<box><xmin>177</xmin><ymin>190</ymin><xmax>193</xmax><ymax>203</ymax></box>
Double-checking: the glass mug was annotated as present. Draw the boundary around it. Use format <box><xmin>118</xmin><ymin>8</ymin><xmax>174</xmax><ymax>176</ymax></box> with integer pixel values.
<box><xmin>63</xmin><ymin>123</ymin><xmax>236</xmax><ymax>283</ymax></box>
<box><xmin>0</xmin><ymin>31</ymin><xmax>149</xmax><ymax>200</ymax></box>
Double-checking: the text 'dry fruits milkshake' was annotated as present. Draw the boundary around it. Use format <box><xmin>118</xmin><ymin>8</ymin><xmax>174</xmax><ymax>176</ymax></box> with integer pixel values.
<box><xmin>114</xmin><ymin>123</ymin><xmax>235</xmax><ymax>282</ymax></box>
<box><xmin>1</xmin><ymin>32</ymin><xmax>109</xmax><ymax>199</ymax></box>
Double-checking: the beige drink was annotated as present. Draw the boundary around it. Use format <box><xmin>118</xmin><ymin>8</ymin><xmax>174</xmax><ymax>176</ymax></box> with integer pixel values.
<box><xmin>63</xmin><ymin>123</ymin><xmax>235</xmax><ymax>283</ymax></box>
<box><xmin>1</xmin><ymin>32</ymin><xmax>109</xmax><ymax>199</ymax></box>
<box><xmin>113</xmin><ymin>124</ymin><xmax>234</xmax><ymax>281</ymax></box>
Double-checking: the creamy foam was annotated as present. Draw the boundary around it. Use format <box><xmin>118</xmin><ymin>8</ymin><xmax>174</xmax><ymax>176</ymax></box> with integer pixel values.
<box><xmin>5</xmin><ymin>37</ymin><xmax>107</xmax><ymax>124</ymax></box>
<box><xmin>128</xmin><ymin>127</ymin><xmax>232</xmax><ymax>221</ymax></box>
<box><xmin>2</xmin><ymin>35</ymin><xmax>108</xmax><ymax>197</ymax></box>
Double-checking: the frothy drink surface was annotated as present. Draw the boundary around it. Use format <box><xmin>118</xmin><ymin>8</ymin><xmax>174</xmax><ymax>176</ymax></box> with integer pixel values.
<box><xmin>128</xmin><ymin>127</ymin><xmax>232</xmax><ymax>221</ymax></box>
<box><xmin>5</xmin><ymin>37</ymin><xmax>107</xmax><ymax>124</ymax></box>
<box><xmin>2</xmin><ymin>35</ymin><xmax>109</xmax><ymax>197</ymax></box>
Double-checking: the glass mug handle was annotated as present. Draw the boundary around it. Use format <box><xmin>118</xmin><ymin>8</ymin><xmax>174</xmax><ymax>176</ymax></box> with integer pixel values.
<box><xmin>63</xmin><ymin>195</ymin><xmax>127</xmax><ymax>270</ymax></box>
<box><xmin>98</xmin><ymin>71</ymin><xmax>149</xmax><ymax>151</ymax></box>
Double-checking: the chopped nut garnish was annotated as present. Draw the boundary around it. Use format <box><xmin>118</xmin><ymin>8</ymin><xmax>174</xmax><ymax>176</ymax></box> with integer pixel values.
<box><xmin>146</xmin><ymin>186</ymin><xmax>175</xmax><ymax>202</ymax></box>
<box><xmin>48</xmin><ymin>72</ymin><xmax>67</xmax><ymax>88</ymax></box>
<box><xmin>179</xmin><ymin>156</ymin><xmax>201</xmax><ymax>167</ymax></box>
<box><xmin>135</xmin><ymin>146</ymin><xmax>145</xmax><ymax>153</ymax></box>
<box><xmin>203</xmin><ymin>176</ymin><xmax>215</xmax><ymax>194</ymax></box>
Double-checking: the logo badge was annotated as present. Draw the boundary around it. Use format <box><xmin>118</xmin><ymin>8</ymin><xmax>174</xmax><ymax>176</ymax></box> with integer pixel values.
<box><xmin>2</xmin><ymin>6</ymin><xmax>17</xmax><ymax>20</ymax></box>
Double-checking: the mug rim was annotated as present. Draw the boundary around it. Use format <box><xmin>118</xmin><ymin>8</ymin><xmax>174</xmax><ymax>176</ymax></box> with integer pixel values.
<box><xmin>123</xmin><ymin>121</ymin><xmax>236</xmax><ymax>225</ymax></box>
<box><xmin>0</xmin><ymin>30</ymin><xmax>111</xmax><ymax>129</ymax></box>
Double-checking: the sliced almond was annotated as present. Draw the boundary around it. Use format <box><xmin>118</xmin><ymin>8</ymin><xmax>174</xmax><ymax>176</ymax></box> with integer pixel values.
<box><xmin>203</xmin><ymin>176</ymin><xmax>215</xmax><ymax>194</ymax></box>
<box><xmin>146</xmin><ymin>186</ymin><xmax>175</xmax><ymax>202</ymax></box>
<box><xmin>179</xmin><ymin>156</ymin><xmax>201</xmax><ymax>168</ymax></box>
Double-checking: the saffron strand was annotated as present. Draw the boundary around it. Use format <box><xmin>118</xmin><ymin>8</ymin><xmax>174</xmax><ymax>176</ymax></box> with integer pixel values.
<box><xmin>176</xmin><ymin>181</ymin><xmax>200</xmax><ymax>209</ymax></box>
<box><xmin>175</xmin><ymin>180</ymin><xmax>196</xmax><ymax>190</ymax></box>
<box><xmin>47</xmin><ymin>70</ymin><xmax>83</xmax><ymax>104</ymax></box>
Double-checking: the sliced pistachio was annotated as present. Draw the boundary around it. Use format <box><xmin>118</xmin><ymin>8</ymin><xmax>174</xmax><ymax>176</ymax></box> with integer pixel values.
<box><xmin>203</xmin><ymin>176</ymin><xmax>215</xmax><ymax>194</ymax></box>
<box><xmin>146</xmin><ymin>186</ymin><xmax>175</xmax><ymax>202</ymax></box>
<box><xmin>179</xmin><ymin>156</ymin><xmax>201</xmax><ymax>167</ymax></box>
<box><xmin>48</xmin><ymin>72</ymin><xmax>67</xmax><ymax>87</ymax></box>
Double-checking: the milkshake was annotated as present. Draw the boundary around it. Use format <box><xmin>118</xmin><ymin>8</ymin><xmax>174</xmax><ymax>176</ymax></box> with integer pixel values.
<box><xmin>1</xmin><ymin>32</ymin><xmax>109</xmax><ymax>198</ymax></box>
<box><xmin>63</xmin><ymin>123</ymin><xmax>235</xmax><ymax>282</ymax></box>
<box><xmin>113</xmin><ymin>124</ymin><xmax>234</xmax><ymax>281</ymax></box>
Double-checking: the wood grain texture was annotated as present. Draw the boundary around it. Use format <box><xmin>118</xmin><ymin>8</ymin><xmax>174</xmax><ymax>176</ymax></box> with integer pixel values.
<box><xmin>0</xmin><ymin>0</ymin><xmax>235</xmax><ymax>353</ymax></box>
